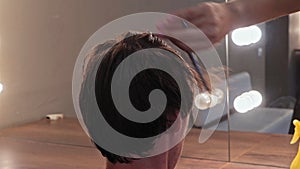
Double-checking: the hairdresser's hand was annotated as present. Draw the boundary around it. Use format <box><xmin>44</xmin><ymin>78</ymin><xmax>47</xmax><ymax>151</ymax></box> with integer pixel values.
<box><xmin>157</xmin><ymin>2</ymin><xmax>235</xmax><ymax>46</ymax></box>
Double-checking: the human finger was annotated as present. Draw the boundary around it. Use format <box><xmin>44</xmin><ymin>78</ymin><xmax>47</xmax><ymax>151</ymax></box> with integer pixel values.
<box><xmin>165</xmin><ymin>29</ymin><xmax>213</xmax><ymax>50</ymax></box>
<box><xmin>174</xmin><ymin>4</ymin><xmax>206</xmax><ymax>21</ymax></box>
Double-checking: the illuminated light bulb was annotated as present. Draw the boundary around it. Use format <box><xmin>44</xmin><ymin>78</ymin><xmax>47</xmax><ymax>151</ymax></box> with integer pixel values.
<box><xmin>234</xmin><ymin>95</ymin><xmax>251</xmax><ymax>113</ymax></box>
<box><xmin>195</xmin><ymin>92</ymin><xmax>211</xmax><ymax>110</ymax></box>
<box><xmin>233</xmin><ymin>90</ymin><xmax>263</xmax><ymax>113</ymax></box>
<box><xmin>0</xmin><ymin>83</ymin><xmax>3</xmax><ymax>93</ymax></box>
<box><xmin>212</xmin><ymin>88</ymin><xmax>224</xmax><ymax>104</ymax></box>
<box><xmin>209</xmin><ymin>94</ymin><xmax>219</xmax><ymax>108</ymax></box>
<box><xmin>231</xmin><ymin>25</ymin><xmax>262</xmax><ymax>46</ymax></box>
<box><xmin>248</xmin><ymin>90</ymin><xmax>263</xmax><ymax>107</ymax></box>
<box><xmin>195</xmin><ymin>89</ymin><xmax>224</xmax><ymax>110</ymax></box>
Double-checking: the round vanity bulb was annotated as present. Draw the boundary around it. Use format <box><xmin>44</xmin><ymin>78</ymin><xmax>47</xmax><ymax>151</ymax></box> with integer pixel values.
<box><xmin>212</xmin><ymin>88</ymin><xmax>224</xmax><ymax>104</ymax></box>
<box><xmin>233</xmin><ymin>95</ymin><xmax>251</xmax><ymax>113</ymax></box>
<box><xmin>231</xmin><ymin>25</ymin><xmax>262</xmax><ymax>46</ymax></box>
<box><xmin>248</xmin><ymin>90</ymin><xmax>263</xmax><ymax>107</ymax></box>
<box><xmin>0</xmin><ymin>83</ymin><xmax>3</xmax><ymax>93</ymax></box>
<box><xmin>233</xmin><ymin>90</ymin><xmax>263</xmax><ymax>113</ymax></box>
<box><xmin>209</xmin><ymin>94</ymin><xmax>219</xmax><ymax>108</ymax></box>
<box><xmin>195</xmin><ymin>89</ymin><xmax>224</xmax><ymax>110</ymax></box>
<box><xmin>195</xmin><ymin>92</ymin><xmax>211</xmax><ymax>110</ymax></box>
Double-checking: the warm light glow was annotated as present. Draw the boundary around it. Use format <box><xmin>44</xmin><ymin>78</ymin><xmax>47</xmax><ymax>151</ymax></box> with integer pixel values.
<box><xmin>248</xmin><ymin>90</ymin><xmax>263</xmax><ymax>107</ymax></box>
<box><xmin>231</xmin><ymin>25</ymin><xmax>262</xmax><ymax>46</ymax></box>
<box><xmin>233</xmin><ymin>90</ymin><xmax>263</xmax><ymax>113</ymax></box>
<box><xmin>195</xmin><ymin>92</ymin><xmax>211</xmax><ymax>110</ymax></box>
<box><xmin>195</xmin><ymin>89</ymin><xmax>224</xmax><ymax>110</ymax></box>
<box><xmin>212</xmin><ymin>88</ymin><xmax>224</xmax><ymax>104</ymax></box>
<box><xmin>0</xmin><ymin>83</ymin><xmax>3</xmax><ymax>93</ymax></box>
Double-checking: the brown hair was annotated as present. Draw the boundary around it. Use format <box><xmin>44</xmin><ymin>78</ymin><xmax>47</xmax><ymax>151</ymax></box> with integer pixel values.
<box><xmin>86</xmin><ymin>32</ymin><xmax>210</xmax><ymax>163</ymax></box>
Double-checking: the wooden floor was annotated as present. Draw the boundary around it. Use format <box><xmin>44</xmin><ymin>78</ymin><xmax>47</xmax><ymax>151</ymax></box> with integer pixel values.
<box><xmin>0</xmin><ymin>118</ymin><xmax>296</xmax><ymax>169</ymax></box>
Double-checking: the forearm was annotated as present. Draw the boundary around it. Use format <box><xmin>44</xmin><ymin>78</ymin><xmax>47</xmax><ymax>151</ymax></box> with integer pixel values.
<box><xmin>226</xmin><ymin>0</ymin><xmax>300</xmax><ymax>30</ymax></box>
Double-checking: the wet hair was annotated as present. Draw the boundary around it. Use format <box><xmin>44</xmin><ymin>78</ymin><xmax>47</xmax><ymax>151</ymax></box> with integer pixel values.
<box><xmin>85</xmin><ymin>32</ymin><xmax>210</xmax><ymax>164</ymax></box>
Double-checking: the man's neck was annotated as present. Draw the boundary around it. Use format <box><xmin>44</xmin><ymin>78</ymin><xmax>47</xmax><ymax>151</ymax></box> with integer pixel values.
<box><xmin>105</xmin><ymin>142</ymin><xmax>183</xmax><ymax>169</ymax></box>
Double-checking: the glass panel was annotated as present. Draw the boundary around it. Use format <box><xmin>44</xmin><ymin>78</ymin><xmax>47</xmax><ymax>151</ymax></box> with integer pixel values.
<box><xmin>228</xmin><ymin>13</ymin><xmax>300</xmax><ymax>168</ymax></box>
<box><xmin>184</xmin><ymin>38</ymin><xmax>229</xmax><ymax>162</ymax></box>
<box><xmin>174</xmin><ymin>0</ymin><xmax>230</xmax><ymax>163</ymax></box>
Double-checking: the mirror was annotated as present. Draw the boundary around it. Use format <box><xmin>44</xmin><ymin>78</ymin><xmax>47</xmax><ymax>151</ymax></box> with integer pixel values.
<box><xmin>227</xmin><ymin>13</ymin><xmax>300</xmax><ymax>168</ymax></box>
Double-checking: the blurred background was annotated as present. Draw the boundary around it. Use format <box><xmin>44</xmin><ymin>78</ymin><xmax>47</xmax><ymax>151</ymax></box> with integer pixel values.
<box><xmin>0</xmin><ymin>0</ymin><xmax>227</xmax><ymax>128</ymax></box>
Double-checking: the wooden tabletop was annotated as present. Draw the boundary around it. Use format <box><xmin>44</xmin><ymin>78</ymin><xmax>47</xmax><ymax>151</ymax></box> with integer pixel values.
<box><xmin>0</xmin><ymin>118</ymin><xmax>296</xmax><ymax>169</ymax></box>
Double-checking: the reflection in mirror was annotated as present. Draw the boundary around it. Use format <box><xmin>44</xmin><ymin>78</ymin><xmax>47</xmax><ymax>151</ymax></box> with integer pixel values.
<box><xmin>228</xmin><ymin>13</ymin><xmax>300</xmax><ymax>168</ymax></box>
<box><xmin>0</xmin><ymin>82</ymin><xmax>3</xmax><ymax>94</ymax></box>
